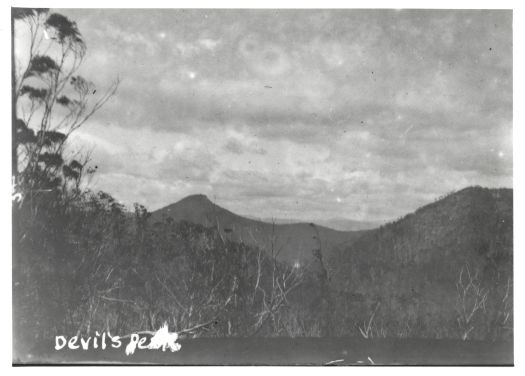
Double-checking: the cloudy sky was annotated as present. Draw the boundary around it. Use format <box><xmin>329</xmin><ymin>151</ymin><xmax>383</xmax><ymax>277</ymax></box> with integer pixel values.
<box><xmin>32</xmin><ymin>9</ymin><xmax>514</xmax><ymax>221</ymax></box>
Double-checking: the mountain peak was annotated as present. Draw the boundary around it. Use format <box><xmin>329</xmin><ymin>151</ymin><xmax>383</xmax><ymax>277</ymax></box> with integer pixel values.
<box><xmin>178</xmin><ymin>194</ymin><xmax>213</xmax><ymax>205</ymax></box>
<box><xmin>156</xmin><ymin>193</ymin><xmax>223</xmax><ymax>217</ymax></box>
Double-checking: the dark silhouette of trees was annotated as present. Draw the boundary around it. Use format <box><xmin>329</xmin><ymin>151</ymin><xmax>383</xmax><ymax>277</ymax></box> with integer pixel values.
<box><xmin>12</xmin><ymin>8</ymin><xmax>118</xmax><ymax>194</ymax></box>
<box><xmin>12</xmin><ymin>8</ymin><xmax>118</xmax><ymax>356</ymax></box>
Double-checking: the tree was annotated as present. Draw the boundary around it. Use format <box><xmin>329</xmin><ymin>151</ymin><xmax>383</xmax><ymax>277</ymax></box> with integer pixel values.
<box><xmin>12</xmin><ymin>8</ymin><xmax>118</xmax><ymax>355</ymax></box>
<box><xmin>12</xmin><ymin>8</ymin><xmax>118</xmax><ymax>194</ymax></box>
<box><xmin>455</xmin><ymin>264</ymin><xmax>488</xmax><ymax>340</ymax></box>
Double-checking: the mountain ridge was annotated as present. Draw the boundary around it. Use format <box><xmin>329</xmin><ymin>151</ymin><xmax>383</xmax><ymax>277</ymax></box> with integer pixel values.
<box><xmin>244</xmin><ymin>215</ymin><xmax>383</xmax><ymax>232</ymax></box>
<box><xmin>326</xmin><ymin>185</ymin><xmax>513</xmax><ymax>339</ymax></box>
<box><xmin>151</xmin><ymin>186</ymin><xmax>512</xmax><ymax>269</ymax></box>
<box><xmin>152</xmin><ymin>194</ymin><xmax>365</xmax><ymax>263</ymax></box>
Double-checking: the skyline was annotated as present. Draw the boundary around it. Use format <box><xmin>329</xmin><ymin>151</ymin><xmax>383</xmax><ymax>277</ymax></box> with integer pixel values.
<box><xmin>15</xmin><ymin>9</ymin><xmax>512</xmax><ymax>221</ymax></box>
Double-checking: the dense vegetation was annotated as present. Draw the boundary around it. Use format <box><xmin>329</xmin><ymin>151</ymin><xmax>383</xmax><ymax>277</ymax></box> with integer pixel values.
<box><xmin>14</xmin><ymin>190</ymin><xmax>328</xmax><ymax>350</ymax></box>
<box><xmin>328</xmin><ymin>186</ymin><xmax>513</xmax><ymax>341</ymax></box>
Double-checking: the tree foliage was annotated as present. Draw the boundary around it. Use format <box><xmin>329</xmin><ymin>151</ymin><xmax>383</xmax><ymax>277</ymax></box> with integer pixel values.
<box><xmin>13</xmin><ymin>8</ymin><xmax>118</xmax><ymax>194</ymax></box>
<box><xmin>12</xmin><ymin>8</ymin><xmax>118</xmax><ymax>355</ymax></box>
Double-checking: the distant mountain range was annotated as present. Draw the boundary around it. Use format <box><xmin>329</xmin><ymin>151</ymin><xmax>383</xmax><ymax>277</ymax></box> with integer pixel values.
<box><xmin>245</xmin><ymin>216</ymin><xmax>383</xmax><ymax>232</ymax></box>
<box><xmin>152</xmin><ymin>187</ymin><xmax>512</xmax><ymax>269</ymax></box>
<box><xmin>152</xmin><ymin>194</ymin><xmax>364</xmax><ymax>263</ymax></box>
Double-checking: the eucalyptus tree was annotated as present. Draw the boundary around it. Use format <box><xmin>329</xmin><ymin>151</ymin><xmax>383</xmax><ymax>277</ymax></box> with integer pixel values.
<box><xmin>12</xmin><ymin>8</ymin><xmax>118</xmax><ymax>349</ymax></box>
<box><xmin>12</xmin><ymin>8</ymin><xmax>118</xmax><ymax>195</ymax></box>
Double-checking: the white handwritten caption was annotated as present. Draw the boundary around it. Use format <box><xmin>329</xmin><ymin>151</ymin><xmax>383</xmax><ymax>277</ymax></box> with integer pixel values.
<box><xmin>55</xmin><ymin>322</ymin><xmax>182</xmax><ymax>355</ymax></box>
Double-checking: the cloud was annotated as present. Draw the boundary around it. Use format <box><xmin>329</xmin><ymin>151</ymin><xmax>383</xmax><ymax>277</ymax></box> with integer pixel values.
<box><xmin>223</xmin><ymin>137</ymin><xmax>267</xmax><ymax>155</ymax></box>
<box><xmin>45</xmin><ymin>9</ymin><xmax>512</xmax><ymax>221</ymax></box>
<box><xmin>199</xmin><ymin>38</ymin><xmax>220</xmax><ymax>50</ymax></box>
<box><xmin>223</xmin><ymin>139</ymin><xmax>245</xmax><ymax>155</ymax></box>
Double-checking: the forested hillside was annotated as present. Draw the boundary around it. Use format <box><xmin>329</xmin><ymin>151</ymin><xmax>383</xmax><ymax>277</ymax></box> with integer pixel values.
<box><xmin>327</xmin><ymin>187</ymin><xmax>513</xmax><ymax>340</ymax></box>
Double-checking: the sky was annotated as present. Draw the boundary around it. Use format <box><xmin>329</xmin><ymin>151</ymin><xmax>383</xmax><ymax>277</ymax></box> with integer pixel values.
<box><xmin>17</xmin><ymin>9</ymin><xmax>513</xmax><ymax>222</ymax></box>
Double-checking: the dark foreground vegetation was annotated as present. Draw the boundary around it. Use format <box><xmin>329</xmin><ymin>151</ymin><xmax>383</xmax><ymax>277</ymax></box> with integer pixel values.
<box><xmin>12</xmin><ymin>8</ymin><xmax>512</xmax><ymax>364</ymax></box>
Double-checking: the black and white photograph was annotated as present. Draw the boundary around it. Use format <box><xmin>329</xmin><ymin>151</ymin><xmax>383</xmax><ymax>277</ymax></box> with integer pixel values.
<box><xmin>8</xmin><ymin>2</ymin><xmax>516</xmax><ymax>366</ymax></box>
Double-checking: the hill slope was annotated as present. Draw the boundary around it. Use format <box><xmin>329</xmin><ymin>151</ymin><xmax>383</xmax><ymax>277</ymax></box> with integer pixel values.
<box><xmin>152</xmin><ymin>194</ymin><xmax>364</xmax><ymax>264</ymax></box>
<box><xmin>327</xmin><ymin>186</ymin><xmax>513</xmax><ymax>340</ymax></box>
